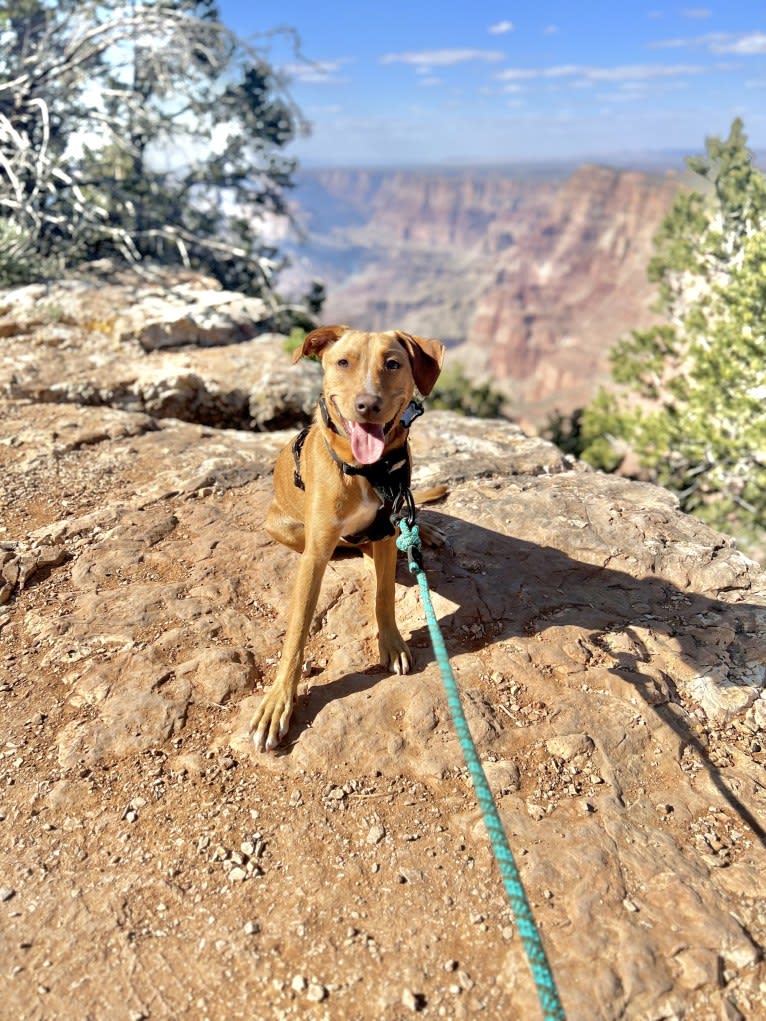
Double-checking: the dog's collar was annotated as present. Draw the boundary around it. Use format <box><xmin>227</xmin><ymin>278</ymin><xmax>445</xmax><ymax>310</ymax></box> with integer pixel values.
<box><xmin>318</xmin><ymin>395</ymin><xmax>340</xmax><ymax>434</ymax></box>
<box><xmin>318</xmin><ymin>395</ymin><xmax>424</xmax><ymax>437</ymax></box>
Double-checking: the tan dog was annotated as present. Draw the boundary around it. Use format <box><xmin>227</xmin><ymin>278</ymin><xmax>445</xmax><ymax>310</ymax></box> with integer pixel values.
<box><xmin>250</xmin><ymin>325</ymin><xmax>445</xmax><ymax>751</ymax></box>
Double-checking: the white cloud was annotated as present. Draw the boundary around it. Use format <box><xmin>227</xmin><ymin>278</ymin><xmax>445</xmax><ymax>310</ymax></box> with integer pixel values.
<box><xmin>489</xmin><ymin>21</ymin><xmax>514</xmax><ymax>35</ymax></box>
<box><xmin>380</xmin><ymin>49</ymin><xmax>505</xmax><ymax>70</ymax></box>
<box><xmin>653</xmin><ymin>31</ymin><xmax>766</xmax><ymax>55</ymax></box>
<box><xmin>282</xmin><ymin>57</ymin><xmax>355</xmax><ymax>84</ymax></box>
<box><xmin>714</xmin><ymin>32</ymin><xmax>766</xmax><ymax>55</ymax></box>
<box><xmin>543</xmin><ymin>25</ymin><xmax>559</xmax><ymax>36</ymax></box>
<box><xmin>418</xmin><ymin>77</ymin><xmax>442</xmax><ymax>87</ymax></box>
<box><xmin>598</xmin><ymin>80</ymin><xmax>689</xmax><ymax>102</ymax></box>
<box><xmin>681</xmin><ymin>7</ymin><xmax>712</xmax><ymax>17</ymax></box>
<box><xmin>496</xmin><ymin>63</ymin><xmax>705</xmax><ymax>83</ymax></box>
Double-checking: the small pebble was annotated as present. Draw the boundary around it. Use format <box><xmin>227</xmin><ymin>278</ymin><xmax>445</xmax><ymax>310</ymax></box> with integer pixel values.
<box><xmin>623</xmin><ymin>898</ymin><xmax>639</xmax><ymax>912</ymax></box>
<box><xmin>0</xmin><ymin>887</ymin><xmax>16</xmax><ymax>902</ymax></box>
<box><xmin>227</xmin><ymin>867</ymin><xmax>247</xmax><ymax>883</ymax></box>
<box><xmin>306</xmin><ymin>983</ymin><xmax>327</xmax><ymax>1003</ymax></box>
<box><xmin>291</xmin><ymin>975</ymin><xmax>307</xmax><ymax>993</ymax></box>
<box><xmin>401</xmin><ymin>988</ymin><xmax>426</xmax><ymax>1012</ymax></box>
<box><xmin>366</xmin><ymin>825</ymin><xmax>385</xmax><ymax>846</ymax></box>
<box><xmin>243</xmin><ymin>921</ymin><xmax>260</xmax><ymax>935</ymax></box>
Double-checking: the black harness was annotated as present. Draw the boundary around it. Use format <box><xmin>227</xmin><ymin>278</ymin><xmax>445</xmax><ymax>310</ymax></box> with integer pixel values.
<box><xmin>291</xmin><ymin>398</ymin><xmax>423</xmax><ymax>545</ymax></box>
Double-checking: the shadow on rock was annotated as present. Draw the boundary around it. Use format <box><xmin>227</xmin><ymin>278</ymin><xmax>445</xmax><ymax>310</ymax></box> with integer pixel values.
<box><xmin>284</xmin><ymin>508</ymin><xmax>766</xmax><ymax>846</ymax></box>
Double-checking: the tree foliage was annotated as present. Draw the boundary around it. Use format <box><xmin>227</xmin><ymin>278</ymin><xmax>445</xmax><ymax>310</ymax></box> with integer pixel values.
<box><xmin>0</xmin><ymin>0</ymin><xmax>307</xmax><ymax>301</ymax></box>
<box><xmin>580</xmin><ymin>119</ymin><xmax>766</xmax><ymax>552</ymax></box>
<box><xmin>429</xmin><ymin>363</ymin><xmax>507</xmax><ymax>419</ymax></box>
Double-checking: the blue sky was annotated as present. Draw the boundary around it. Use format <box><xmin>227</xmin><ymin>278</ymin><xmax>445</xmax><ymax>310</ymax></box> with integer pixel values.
<box><xmin>218</xmin><ymin>1</ymin><xmax>766</xmax><ymax>166</ymax></box>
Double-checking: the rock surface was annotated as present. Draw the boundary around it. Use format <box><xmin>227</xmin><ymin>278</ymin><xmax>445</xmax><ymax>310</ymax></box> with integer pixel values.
<box><xmin>0</xmin><ymin>270</ymin><xmax>322</xmax><ymax>430</ymax></box>
<box><xmin>0</xmin><ymin>279</ymin><xmax>765</xmax><ymax>1020</ymax></box>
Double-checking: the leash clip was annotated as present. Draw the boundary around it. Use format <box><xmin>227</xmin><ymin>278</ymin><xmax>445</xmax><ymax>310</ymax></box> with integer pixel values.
<box><xmin>391</xmin><ymin>485</ymin><xmax>417</xmax><ymax>529</ymax></box>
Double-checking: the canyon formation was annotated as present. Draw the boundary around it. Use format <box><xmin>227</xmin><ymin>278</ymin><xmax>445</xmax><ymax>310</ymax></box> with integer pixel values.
<box><xmin>287</xmin><ymin>164</ymin><xmax>682</xmax><ymax>424</ymax></box>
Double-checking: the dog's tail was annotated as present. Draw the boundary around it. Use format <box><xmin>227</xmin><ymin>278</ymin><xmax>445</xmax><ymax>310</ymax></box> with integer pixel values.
<box><xmin>412</xmin><ymin>484</ymin><xmax>448</xmax><ymax>506</ymax></box>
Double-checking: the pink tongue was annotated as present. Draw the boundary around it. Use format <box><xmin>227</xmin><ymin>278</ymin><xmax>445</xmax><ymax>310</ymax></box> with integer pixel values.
<box><xmin>349</xmin><ymin>421</ymin><xmax>385</xmax><ymax>464</ymax></box>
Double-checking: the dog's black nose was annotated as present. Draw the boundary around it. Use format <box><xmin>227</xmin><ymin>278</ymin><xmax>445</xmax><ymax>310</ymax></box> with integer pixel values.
<box><xmin>354</xmin><ymin>392</ymin><xmax>382</xmax><ymax>416</ymax></box>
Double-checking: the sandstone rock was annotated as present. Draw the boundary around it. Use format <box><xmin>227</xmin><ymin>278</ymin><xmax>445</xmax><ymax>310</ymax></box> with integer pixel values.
<box><xmin>0</xmin><ymin>269</ymin><xmax>322</xmax><ymax>431</ymax></box>
<box><xmin>115</xmin><ymin>285</ymin><xmax>270</xmax><ymax>350</ymax></box>
<box><xmin>482</xmin><ymin>760</ymin><xmax>521</xmax><ymax>796</ymax></box>
<box><xmin>545</xmin><ymin>733</ymin><xmax>594</xmax><ymax>762</ymax></box>
<box><xmin>0</xmin><ymin>542</ymin><xmax>67</xmax><ymax>605</ymax></box>
<box><xmin>1</xmin><ymin>363</ymin><xmax>765</xmax><ymax>1019</ymax></box>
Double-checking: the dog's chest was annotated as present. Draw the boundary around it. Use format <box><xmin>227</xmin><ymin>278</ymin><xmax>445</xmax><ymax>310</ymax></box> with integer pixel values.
<box><xmin>337</xmin><ymin>484</ymin><xmax>382</xmax><ymax>538</ymax></box>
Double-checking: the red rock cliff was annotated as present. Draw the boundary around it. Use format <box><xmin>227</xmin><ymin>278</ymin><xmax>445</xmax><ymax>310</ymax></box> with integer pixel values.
<box><xmin>293</xmin><ymin>165</ymin><xmax>681</xmax><ymax>423</ymax></box>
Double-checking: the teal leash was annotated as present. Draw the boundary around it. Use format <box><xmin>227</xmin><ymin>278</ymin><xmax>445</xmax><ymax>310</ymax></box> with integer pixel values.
<box><xmin>396</xmin><ymin>519</ymin><xmax>566</xmax><ymax>1021</ymax></box>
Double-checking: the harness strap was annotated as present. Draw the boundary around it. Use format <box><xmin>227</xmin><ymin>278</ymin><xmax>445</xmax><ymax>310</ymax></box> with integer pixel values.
<box><xmin>292</xmin><ymin>427</ymin><xmax>311</xmax><ymax>491</ymax></box>
<box><xmin>323</xmin><ymin>438</ymin><xmax>415</xmax><ymax>544</ymax></box>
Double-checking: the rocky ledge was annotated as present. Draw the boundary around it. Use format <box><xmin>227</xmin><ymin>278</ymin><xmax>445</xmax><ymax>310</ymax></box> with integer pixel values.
<box><xmin>0</xmin><ymin>272</ymin><xmax>764</xmax><ymax>1021</ymax></box>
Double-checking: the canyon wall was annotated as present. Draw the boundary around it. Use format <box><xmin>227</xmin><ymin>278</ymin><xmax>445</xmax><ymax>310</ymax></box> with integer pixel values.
<box><xmin>288</xmin><ymin>165</ymin><xmax>681</xmax><ymax>424</ymax></box>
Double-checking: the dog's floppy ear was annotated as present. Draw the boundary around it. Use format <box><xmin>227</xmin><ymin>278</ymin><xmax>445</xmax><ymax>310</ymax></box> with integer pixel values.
<box><xmin>395</xmin><ymin>332</ymin><xmax>445</xmax><ymax>396</ymax></box>
<box><xmin>292</xmin><ymin>324</ymin><xmax>349</xmax><ymax>364</ymax></box>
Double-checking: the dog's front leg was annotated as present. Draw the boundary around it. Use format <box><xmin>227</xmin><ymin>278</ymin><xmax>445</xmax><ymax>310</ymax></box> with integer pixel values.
<box><xmin>372</xmin><ymin>535</ymin><xmax>412</xmax><ymax>675</ymax></box>
<box><xmin>250</xmin><ymin>532</ymin><xmax>336</xmax><ymax>751</ymax></box>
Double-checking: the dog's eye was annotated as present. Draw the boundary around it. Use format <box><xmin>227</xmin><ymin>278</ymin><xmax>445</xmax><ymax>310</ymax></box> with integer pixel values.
<box><xmin>385</xmin><ymin>359</ymin><xmax>401</xmax><ymax>371</ymax></box>
<box><xmin>337</xmin><ymin>358</ymin><xmax>349</xmax><ymax>368</ymax></box>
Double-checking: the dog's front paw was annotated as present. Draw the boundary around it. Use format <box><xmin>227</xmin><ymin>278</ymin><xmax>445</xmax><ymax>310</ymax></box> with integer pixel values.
<box><xmin>249</xmin><ymin>685</ymin><xmax>295</xmax><ymax>752</ymax></box>
<box><xmin>379</xmin><ymin>630</ymin><xmax>412</xmax><ymax>676</ymax></box>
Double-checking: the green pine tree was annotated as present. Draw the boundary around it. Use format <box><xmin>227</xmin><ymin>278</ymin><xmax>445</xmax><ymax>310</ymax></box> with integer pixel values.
<box><xmin>580</xmin><ymin>118</ymin><xmax>766</xmax><ymax>555</ymax></box>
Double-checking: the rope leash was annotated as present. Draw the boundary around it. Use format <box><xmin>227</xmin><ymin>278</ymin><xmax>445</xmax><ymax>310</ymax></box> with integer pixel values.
<box><xmin>396</xmin><ymin>519</ymin><xmax>566</xmax><ymax>1021</ymax></box>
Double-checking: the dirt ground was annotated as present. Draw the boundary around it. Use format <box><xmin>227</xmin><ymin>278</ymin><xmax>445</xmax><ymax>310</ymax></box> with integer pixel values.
<box><xmin>0</xmin><ymin>439</ymin><xmax>550</xmax><ymax>1021</ymax></box>
<box><xmin>1</xmin><ymin>576</ymin><xmax>540</xmax><ymax>1021</ymax></box>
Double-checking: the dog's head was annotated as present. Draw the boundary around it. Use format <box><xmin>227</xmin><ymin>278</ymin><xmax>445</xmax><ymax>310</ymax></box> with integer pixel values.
<box><xmin>294</xmin><ymin>325</ymin><xmax>444</xmax><ymax>465</ymax></box>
